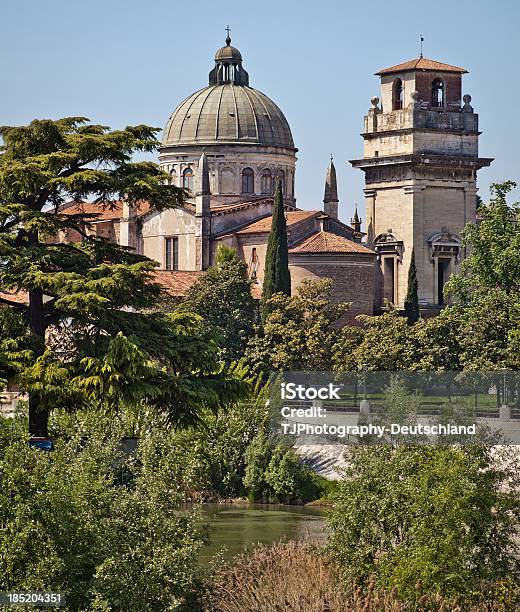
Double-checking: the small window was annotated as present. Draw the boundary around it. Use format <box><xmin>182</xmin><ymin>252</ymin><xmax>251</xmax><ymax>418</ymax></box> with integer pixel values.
<box><xmin>392</xmin><ymin>78</ymin><xmax>403</xmax><ymax>110</ymax></box>
<box><xmin>165</xmin><ymin>237</ymin><xmax>179</xmax><ymax>271</ymax></box>
<box><xmin>169</xmin><ymin>169</ymin><xmax>177</xmax><ymax>186</ymax></box>
<box><xmin>182</xmin><ymin>168</ymin><xmax>194</xmax><ymax>192</ymax></box>
<box><xmin>241</xmin><ymin>167</ymin><xmax>254</xmax><ymax>194</ymax></box>
<box><xmin>431</xmin><ymin>79</ymin><xmax>445</xmax><ymax>108</ymax></box>
<box><xmin>261</xmin><ymin>169</ymin><xmax>272</xmax><ymax>195</ymax></box>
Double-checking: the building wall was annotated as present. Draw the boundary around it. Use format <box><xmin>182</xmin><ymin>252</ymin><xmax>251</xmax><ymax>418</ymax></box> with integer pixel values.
<box><xmin>289</xmin><ymin>255</ymin><xmax>375</xmax><ymax>324</ymax></box>
<box><xmin>159</xmin><ymin>143</ymin><xmax>296</xmax><ymax>206</ymax></box>
<box><xmin>140</xmin><ymin>208</ymin><xmax>199</xmax><ymax>269</ymax></box>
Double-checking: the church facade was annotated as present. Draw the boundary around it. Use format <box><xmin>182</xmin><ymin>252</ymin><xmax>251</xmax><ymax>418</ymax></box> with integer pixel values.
<box><xmin>58</xmin><ymin>37</ymin><xmax>491</xmax><ymax>320</ymax></box>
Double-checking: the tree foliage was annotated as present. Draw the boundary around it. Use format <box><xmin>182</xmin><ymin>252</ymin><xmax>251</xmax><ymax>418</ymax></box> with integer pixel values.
<box><xmin>403</xmin><ymin>248</ymin><xmax>419</xmax><ymax>324</ymax></box>
<box><xmin>0</xmin><ymin>411</ymin><xmax>204</xmax><ymax>611</ymax></box>
<box><xmin>327</xmin><ymin>445</ymin><xmax>520</xmax><ymax>603</ymax></box>
<box><xmin>260</xmin><ymin>178</ymin><xmax>291</xmax><ymax>323</ymax></box>
<box><xmin>0</xmin><ymin>117</ymin><xmax>244</xmax><ymax>434</ymax></box>
<box><xmin>182</xmin><ymin>245</ymin><xmax>257</xmax><ymax>363</ymax></box>
<box><xmin>247</xmin><ymin>278</ymin><xmax>349</xmax><ymax>377</ymax></box>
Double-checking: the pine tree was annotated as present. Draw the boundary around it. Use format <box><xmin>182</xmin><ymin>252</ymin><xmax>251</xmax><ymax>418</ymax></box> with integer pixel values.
<box><xmin>0</xmin><ymin>117</ymin><xmax>245</xmax><ymax>435</ymax></box>
<box><xmin>404</xmin><ymin>248</ymin><xmax>420</xmax><ymax>324</ymax></box>
<box><xmin>260</xmin><ymin>178</ymin><xmax>291</xmax><ymax>322</ymax></box>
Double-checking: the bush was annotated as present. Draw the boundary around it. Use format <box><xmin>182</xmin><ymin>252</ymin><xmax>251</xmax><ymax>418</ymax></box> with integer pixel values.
<box><xmin>243</xmin><ymin>430</ymin><xmax>320</xmax><ymax>504</ymax></box>
<box><xmin>327</xmin><ymin>445</ymin><xmax>520</xmax><ymax>605</ymax></box>
<box><xmin>0</xmin><ymin>411</ymin><xmax>204</xmax><ymax>611</ymax></box>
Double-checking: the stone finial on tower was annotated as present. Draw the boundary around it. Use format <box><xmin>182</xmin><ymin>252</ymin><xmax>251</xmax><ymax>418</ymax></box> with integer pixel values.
<box><xmin>323</xmin><ymin>156</ymin><xmax>339</xmax><ymax>220</ymax></box>
<box><xmin>196</xmin><ymin>151</ymin><xmax>211</xmax><ymax>270</ymax></box>
<box><xmin>196</xmin><ymin>150</ymin><xmax>210</xmax><ymax>197</ymax></box>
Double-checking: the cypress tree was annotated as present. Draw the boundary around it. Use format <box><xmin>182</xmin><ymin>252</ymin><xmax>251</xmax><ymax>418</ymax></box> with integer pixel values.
<box><xmin>404</xmin><ymin>248</ymin><xmax>420</xmax><ymax>324</ymax></box>
<box><xmin>260</xmin><ymin>178</ymin><xmax>291</xmax><ymax>322</ymax></box>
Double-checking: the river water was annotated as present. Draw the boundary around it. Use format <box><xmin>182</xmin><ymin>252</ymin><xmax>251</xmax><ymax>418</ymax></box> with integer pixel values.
<box><xmin>189</xmin><ymin>503</ymin><xmax>327</xmax><ymax>565</ymax></box>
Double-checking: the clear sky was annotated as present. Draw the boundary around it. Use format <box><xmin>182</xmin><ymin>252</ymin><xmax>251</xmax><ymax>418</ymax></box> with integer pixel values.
<box><xmin>2</xmin><ymin>0</ymin><xmax>519</xmax><ymax>221</ymax></box>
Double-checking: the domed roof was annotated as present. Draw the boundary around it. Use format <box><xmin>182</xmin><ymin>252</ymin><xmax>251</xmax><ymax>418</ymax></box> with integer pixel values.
<box><xmin>215</xmin><ymin>45</ymin><xmax>242</xmax><ymax>61</ymax></box>
<box><xmin>161</xmin><ymin>33</ymin><xmax>295</xmax><ymax>151</ymax></box>
<box><xmin>162</xmin><ymin>84</ymin><xmax>295</xmax><ymax>149</ymax></box>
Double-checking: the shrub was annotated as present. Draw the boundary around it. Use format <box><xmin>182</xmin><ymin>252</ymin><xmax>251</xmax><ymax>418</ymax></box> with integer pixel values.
<box><xmin>0</xmin><ymin>412</ymin><xmax>204</xmax><ymax>611</ymax></box>
<box><xmin>327</xmin><ymin>445</ymin><xmax>520</xmax><ymax>605</ymax></box>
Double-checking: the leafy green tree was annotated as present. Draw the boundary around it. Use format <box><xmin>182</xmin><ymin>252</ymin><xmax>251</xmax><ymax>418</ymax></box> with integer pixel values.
<box><xmin>446</xmin><ymin>181</ymin><xmax>520</xmax><ymax>299</ymax></box>
<box><xmin>403</xmin><ymin>248</ymin><xmax>419</xmax><ymax>324</ymax></box>
<box><xmin>182</xmin><ymin>245</ymin><xmax>257</xmax><ymax>362</ymax></box>
<box><xmin>260</xmin><ymin>178</ymin><xmax>291</xmax><ymax>322</ymax></box>
<box><xmin>0</xmin><ymin>411</ymin><xmax>204</xmax><ymax>611</ymax></box>
<box><xmin>333</xmin><ymin>311</ymin><xmax>418</xmax><ymax>372</ymax></box>
<box><xmin>327</xmin><ymin>445</ymin><xmax>520</xmax><ymax>604</ymax></box>
<box><xmin>0</xmin><ymin>117</ymin><xmax>243</xmax><ymax>435</ymax></box>
<box><xmin>247</xmin><ymin>279</ymin><xmax>349</xmax><ymax>377</ymax></box>
<box><xmin>444</xmin><ymin>181</ymin><xmax>520</xmax><ymax>369</ymax></box>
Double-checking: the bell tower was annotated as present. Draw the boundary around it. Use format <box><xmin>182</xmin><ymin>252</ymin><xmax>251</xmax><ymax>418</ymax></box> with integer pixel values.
<box><xmin>351</xmin><ymin>56</ymin><xmax>493</xmax><ymax>312</ymax></box>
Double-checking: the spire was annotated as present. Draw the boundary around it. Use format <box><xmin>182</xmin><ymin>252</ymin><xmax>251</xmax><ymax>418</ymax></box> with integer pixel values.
<box><xmin>323</xmin><ymin>157</ymin><xmax>339</xmax><ymax>220</ymax></box>
<box><xmin>324</xmin><ymin>157</ymin><xmax>338</xmax><ymax>204</ymax></box>
<box><xmin>225</xmin><ymin>25</ymin><xmax>231</xmax><ymax>46</ymax></box>
<box><xmin>351</xmin><ymin>205</ymin><xmax>362</xmax><ymax>235</ymax></box>
<box><xmin>197</xmin><ymin>150</ymin><xmax>210</xmax><ymax>195</ymax></box>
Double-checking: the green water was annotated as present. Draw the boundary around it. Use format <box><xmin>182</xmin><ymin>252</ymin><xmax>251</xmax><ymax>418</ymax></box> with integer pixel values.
<box><xmin>188</xmin><ymin>503</ymin><xmax>327</xmax><ymax>565</ymax></box>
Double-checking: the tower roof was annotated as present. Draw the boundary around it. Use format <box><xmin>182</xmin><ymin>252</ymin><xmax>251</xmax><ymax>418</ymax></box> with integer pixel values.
<box><xmin>376</xmin><ymin>57</ymin><xmax>468</xmax><ymax>76</ymax></box>
<box><xmin>324</xmin><ymin>158</ymin><xmax>338</xmax><ymax>203</ymax></box>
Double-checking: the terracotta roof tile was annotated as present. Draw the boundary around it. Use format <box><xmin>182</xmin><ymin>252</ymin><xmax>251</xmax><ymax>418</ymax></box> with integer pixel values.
<box><xmin>376</xmin><ymin>57</ymin><xmax>467</xmax><ymax>76</ymax></box>
<box><xmin>0</xmin><ymin>290</ymin><xmax>29</xmax><ymax>305</ymax></box>
<box><xmin>236</xmin><ymin>210</ymin><xmax>319</xmax><ymax>234</ymax></box>
<box><xmin>60</xmin><ymin>200</ymin><xmax>152</xmax><ymax>221</ymax></box>
<box><xmin>153</xmin><ymin>270</ymin><xmax>204</xmax><ymax>296</ymax></box>
<box><xmin>289</xmin><ymin>231</ymin><xmax>374</xmax><ymax>255</ymax></box>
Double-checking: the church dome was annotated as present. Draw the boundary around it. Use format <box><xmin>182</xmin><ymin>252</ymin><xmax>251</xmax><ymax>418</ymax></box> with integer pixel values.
<box><xmin>161</xmin><ymin>35</ymin><xmax>295</xmax><ymax>151</ymax></box>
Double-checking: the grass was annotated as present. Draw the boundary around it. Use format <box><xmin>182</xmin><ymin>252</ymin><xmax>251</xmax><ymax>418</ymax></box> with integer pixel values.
<box><xmin>202</xmin><ymin>541</ymin><xmax>519</xmax><ymax>611</ymax></box>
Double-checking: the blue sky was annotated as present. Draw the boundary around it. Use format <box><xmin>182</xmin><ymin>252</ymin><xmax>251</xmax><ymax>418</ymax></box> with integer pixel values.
<box><xmin>2</xmin><ymin>0</ymin><xmax>519</xmax><ymax>221</ymax></box>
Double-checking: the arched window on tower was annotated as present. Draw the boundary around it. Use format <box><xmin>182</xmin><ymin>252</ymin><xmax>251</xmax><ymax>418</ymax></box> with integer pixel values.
<box><xmin>241</xmin><ymin>167</ymin><xmax>254</xmax><ymax>194</ymax></box>
<box><xmin>260</xmin><ymin>169</ymin><xmax>272</xmax><ymax>195</ymax></box>
<box><xmin>431</xmin><ymin>79</ymin><xmax>445</xmax><ymax>108</ymax></box>
<box><xmin>392</xmin><ymin>78</ymin><xmax>403</xmax><ymax>110</ymax></box>
<box><xmin>182</xmin><ymin>167</ymin><xmax>194</xmax><ymax>192</ymax></box>
<box><xmin>169</xmin><ymin>168</ymin><xmax>177</xmax><ymax>186</ymax></box>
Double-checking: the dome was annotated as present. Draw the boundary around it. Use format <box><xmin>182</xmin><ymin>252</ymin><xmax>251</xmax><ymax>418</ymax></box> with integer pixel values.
<box><xmin>215</xmin><ymin>45</ymin><xmax>242</xmax><ymax>61</ymax></box>
<box><xmin>161</xmin><ymin>34</ymin><xmax>295</xmax><ymax>151</ymax></box>
<box><xmin>162</xmin><ymin>84</ymin><xmax>295</xmax><ymax>149</ymax></box>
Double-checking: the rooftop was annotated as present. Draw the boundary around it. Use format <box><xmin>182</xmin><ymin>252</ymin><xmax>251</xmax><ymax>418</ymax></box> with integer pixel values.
<box><xmin>289</xmin><ymin>231</ymin><xmax>374</xmax><ymax>255</ymax></box>
<box><xmin>376</xmin><ymin>57</ymin><xmax>467</xmax><ymax>76</ymax></box>
<box><xmin>153</xmin><ymin>270</ymin><xmax>204</xmax><ymax>296</ymax></box>
<box><xmin>235</xmin><ymin>210</ymin><xmax>320</xmax><ymax>234</ymax></box>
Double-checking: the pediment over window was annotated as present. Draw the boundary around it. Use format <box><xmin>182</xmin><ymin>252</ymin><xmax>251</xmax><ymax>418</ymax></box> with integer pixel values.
<box><xmin>427</xmin><ymin>227</ymin><xmax>462</xmax><ymax>262</ymax></box>
<box><xmin>374</xmin><ymin>232</ymin><xmax>403</xmax><ymax>259</ymax></box>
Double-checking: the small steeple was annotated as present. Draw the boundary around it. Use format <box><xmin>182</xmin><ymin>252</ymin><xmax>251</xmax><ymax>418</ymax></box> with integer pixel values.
<box><xmin>323</xmin><ymin>156</ymin><xmax>339</xmax><ymax>219</ymax></box>
<box><xmin>197</xmin><ymin>150</ymin><xmax>210</xmax><ymax>195</ymax></box>
<box><xmin>351</xmin><ymin>205</ymin><xmax>362</xmax><ymax>235</ymax></box>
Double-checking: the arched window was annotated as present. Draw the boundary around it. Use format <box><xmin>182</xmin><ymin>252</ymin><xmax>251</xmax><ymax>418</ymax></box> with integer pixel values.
<box><xmin>392</xmin><ymin>78</ymin><xmax>403</xmax><ymax>110</ymax></box>
<box><xmin>182</xmin><ymin>167</ymin><xmax>194</xmax><ymax>192</ymax></box>
<box><xmin>169</xmin><ymin>168</ymin><xmax>177</xmax><ymax>186</ymax></box>
<box><xmin>260</xmin><ymin>169</ymin><xmax>272</xmax><ymax>195</ymax></box>
<box><xmin>241</xmin><ymin>167</ymin><xmax>254</xmax><ymax>194</ymax></box>
<box><xmin>276</xmin><ymin>170</ymin><xmax>285</xmax><ymax>195</ymax></box>
<box><xmin>431</xmin><ymin>79</ymin><xmax>445</xmax><ymax>108</ymax></box>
